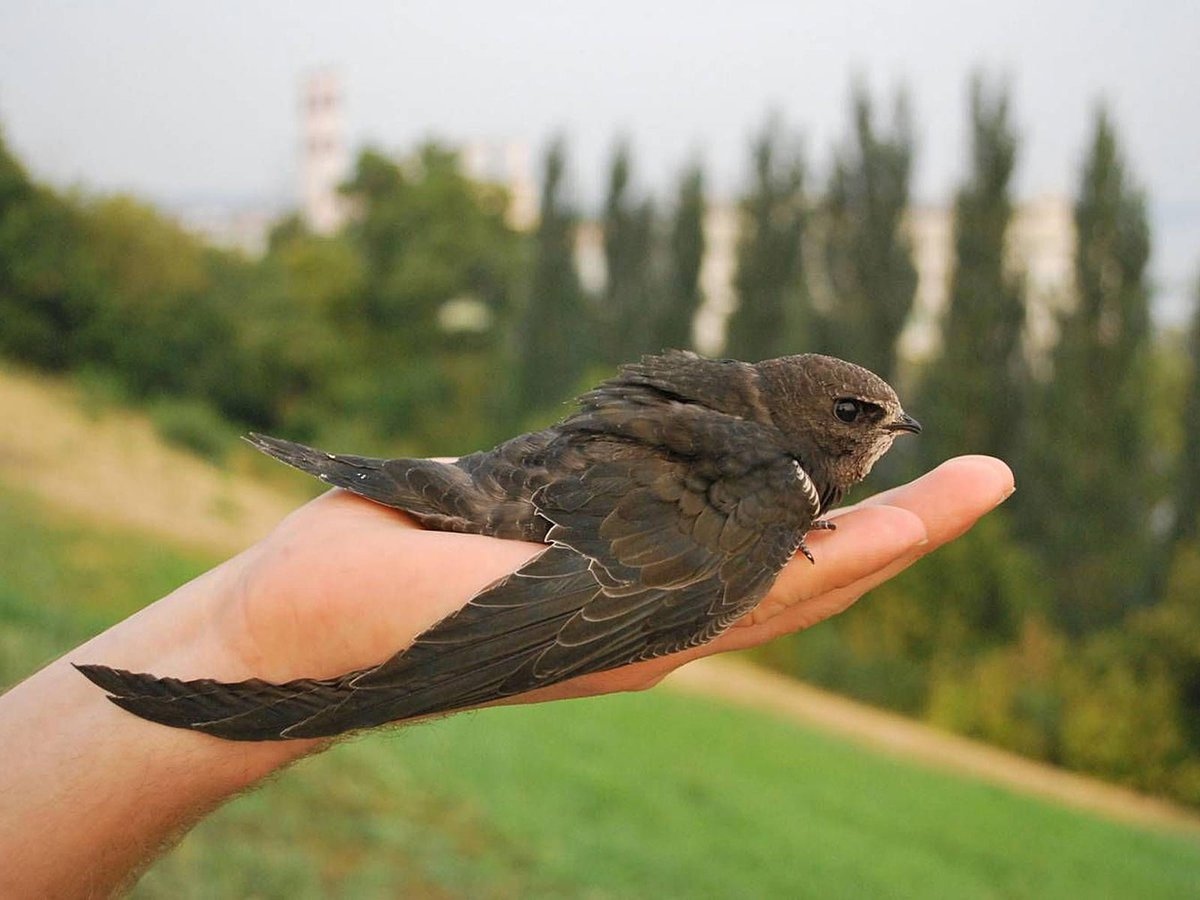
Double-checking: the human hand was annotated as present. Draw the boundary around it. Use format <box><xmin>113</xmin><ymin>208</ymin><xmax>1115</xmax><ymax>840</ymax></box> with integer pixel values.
<box><xmin>212</xmin><ymin>455</ymin><xmax>1014</xmax><ymax>715</ymax></box>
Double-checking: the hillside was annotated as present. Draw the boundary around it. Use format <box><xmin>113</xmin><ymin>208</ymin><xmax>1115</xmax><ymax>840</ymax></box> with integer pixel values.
<box><xmin>0</xmin><ymin>364</ymin><xmax>301</xmax><ymax>554</ymax></box>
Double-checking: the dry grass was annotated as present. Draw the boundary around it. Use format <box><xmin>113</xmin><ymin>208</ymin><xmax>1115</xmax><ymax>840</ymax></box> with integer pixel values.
<box><xmin>0</xmin><ymin>366</ymin><xmax>298</xmax><ymax>555</ymax></box>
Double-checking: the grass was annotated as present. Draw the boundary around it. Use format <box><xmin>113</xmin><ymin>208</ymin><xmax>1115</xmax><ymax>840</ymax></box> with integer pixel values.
<box><xmin>3</xmin><ymin>484</ymin><xmax>1200</xmax><ymax>898</ymax></box>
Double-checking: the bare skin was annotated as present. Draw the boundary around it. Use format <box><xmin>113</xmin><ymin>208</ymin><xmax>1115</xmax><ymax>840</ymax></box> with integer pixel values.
<box><xmin>0</xmin><ymin>455</ymin><xmax>1012</xmax><ymax>899</ymax></box>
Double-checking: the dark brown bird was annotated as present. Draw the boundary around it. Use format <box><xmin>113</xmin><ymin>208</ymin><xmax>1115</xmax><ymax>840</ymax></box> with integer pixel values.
<box><xmin>77</xmin><ymin>351</ymin><xmax>920</xmax><ymax>741</ymax></box>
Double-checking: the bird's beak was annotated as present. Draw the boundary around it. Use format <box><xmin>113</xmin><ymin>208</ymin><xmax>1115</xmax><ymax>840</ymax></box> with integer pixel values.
<box><xmin>887</xmin><ymin>412</ymin><xmax>922</xmax><ymax>435</ymax></box>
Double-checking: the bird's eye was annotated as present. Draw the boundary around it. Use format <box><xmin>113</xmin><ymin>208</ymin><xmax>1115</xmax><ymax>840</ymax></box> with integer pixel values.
<box><xmin>834</xmin><ymin>399</ymin><xmax>861</xmax><ymax>423</ymax></box>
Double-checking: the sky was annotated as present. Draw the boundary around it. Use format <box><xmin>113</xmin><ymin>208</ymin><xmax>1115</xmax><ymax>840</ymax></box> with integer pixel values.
<box><xmin>1</xmin><ymin>1</ymin><xmax>1197</xmax><ymax>319</ymax></box>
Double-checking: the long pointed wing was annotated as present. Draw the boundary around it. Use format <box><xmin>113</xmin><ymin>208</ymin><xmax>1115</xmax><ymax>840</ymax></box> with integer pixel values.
<box><xmin>283</xmin><ymin>439</ymin><xmax>819</xmax><ymax>737</ymax></box>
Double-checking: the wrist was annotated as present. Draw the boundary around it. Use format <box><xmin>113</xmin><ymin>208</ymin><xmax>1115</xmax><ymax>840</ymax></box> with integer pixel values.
<box><xmin>0</xmin><ymin>549</ymin><xmax>320</xmax><ymax>897</ymax></box>
<box><xmin>70</xmin><ymin>545</ymin><xmax>323</xmax><ymax>761</ymax></box>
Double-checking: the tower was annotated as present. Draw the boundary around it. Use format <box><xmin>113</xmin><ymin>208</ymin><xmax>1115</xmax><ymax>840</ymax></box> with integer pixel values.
<box><xmin>300</xmin><ymin>70</ymin><xmax>348</xmax><ymax>235</ymax></box>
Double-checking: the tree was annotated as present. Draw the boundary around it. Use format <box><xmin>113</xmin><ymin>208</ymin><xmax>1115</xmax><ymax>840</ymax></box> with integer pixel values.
<box><xmin>815</xmin><ymin>84</ymin><xmax>917</xmax><ymax>382</ymax></box>
<box><xmin>1173</xmin><ymin>270</ymin><xmax>1200</xmax><ymax>544</ymax></box>
<box><xmin>76</xmin><ymin>194</ymin><xmax>226</xmax><ymax>399</ymax></box>
<box><xmin>653</xmin><ymin>162</ymin><xmax>705</xmax><ymax>352</ymax></box>
<box><xmin>725</xmin><ymin>117</ymin><xmax>807</xmax><ymax>361</ymax></box>
<box><xmin>341</xmin><ymin>144</ymin><xmax>519</xmax><ymax>355</ymax></box>
<box><xmin>338</xmin><ymin>143</ymin><xmax>522</xmax><ymax>445</ymax></box>
<box><xmin>917</xmin><ymin>75</ymin><xmax>1028</xmax><ymax>466</ymax></box>
<box><xmin>0</xmin><ymin>127</ymin><xmax>97</xmax><ymax>370</ymax></box>
<box><xmin>1021</xmin><ymin>108</ymin><xmax>1154</xmax><ymax>633</ymax></box>
<box><xmin>599</xmin><ymin>140</ymin><xmax>659</xmax><ymax>363</ymax></box>
<box><xmin>514</xmin><ymin>138</ymin><xmax>591</xmax><ymax>416</ymax></box>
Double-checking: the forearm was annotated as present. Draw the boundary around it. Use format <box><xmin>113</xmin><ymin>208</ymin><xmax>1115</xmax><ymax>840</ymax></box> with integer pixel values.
<box><xmin>0</xmin><ymin>552</ymin><xmax>317</xmax><ymax>899</ymax></box>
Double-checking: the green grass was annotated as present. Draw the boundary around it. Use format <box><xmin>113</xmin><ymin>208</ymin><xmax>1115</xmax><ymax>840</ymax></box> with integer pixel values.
<box><xmin>3</xmin><ymin>485</ymin><xmax>1200</xmax><ymax>899</ymax></box>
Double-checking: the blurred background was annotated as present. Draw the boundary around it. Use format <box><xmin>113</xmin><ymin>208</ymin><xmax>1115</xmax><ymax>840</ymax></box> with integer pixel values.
<box><xmin>3</xmin><ymin>2</ymin><xmax>1200</xmax><ymax>896</ymax></box>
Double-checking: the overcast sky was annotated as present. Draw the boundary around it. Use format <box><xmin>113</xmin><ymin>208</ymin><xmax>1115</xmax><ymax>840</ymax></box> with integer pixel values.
<box><xmin>1</xmin><ymin>1</ymin><xmax>1197</xmax><ymax>318</ymax></box>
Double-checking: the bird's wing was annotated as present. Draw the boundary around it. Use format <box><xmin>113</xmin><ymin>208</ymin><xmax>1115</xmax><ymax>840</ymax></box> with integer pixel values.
<box><xmin>281</xmin><ymin>435</ymin><xmax>819</xmax><ymax>735</ymax></box>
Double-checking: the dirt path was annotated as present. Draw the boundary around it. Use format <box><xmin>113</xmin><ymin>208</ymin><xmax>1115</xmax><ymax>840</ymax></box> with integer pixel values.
<box><xmin>5</xmin><ymin>366</ymin><xmax>1199</xmax><ymax>837</ymax></box>
<box><xmin>666</xmin><ymin>657</ymin><xmax>1200</xmax><ymax>836</ymax></box>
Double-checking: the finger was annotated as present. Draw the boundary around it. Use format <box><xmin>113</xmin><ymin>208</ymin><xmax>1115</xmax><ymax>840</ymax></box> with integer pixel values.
<box><xmin>852</xmin><ymin>455</ymin><xmax>1014</xmax><ymax>545</ymax></box>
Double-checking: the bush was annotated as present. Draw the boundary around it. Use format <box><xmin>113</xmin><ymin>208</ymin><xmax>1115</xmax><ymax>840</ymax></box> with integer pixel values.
<box><xmin>149</xmin><ymin>397</ymin><xmax>236</xmax><ymax>463</ymax></box>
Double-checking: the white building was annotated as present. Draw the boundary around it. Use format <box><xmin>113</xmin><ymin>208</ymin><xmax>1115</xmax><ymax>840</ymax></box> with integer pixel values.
<box><xmin>463</xmin><ymin>140</ymin><xmax>538</xmax><ymax>231</ymax></box>
<box><xmin>300</xmin><ymin>69</ymin><xmax>349</xmax><ymax>235</ymax></box>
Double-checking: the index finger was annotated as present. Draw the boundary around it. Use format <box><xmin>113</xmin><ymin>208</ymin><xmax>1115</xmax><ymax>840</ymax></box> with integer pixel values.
<box><xmin>849</xmin><ymin>455</ymin><xmax>1014</xmax><ymax>546</ymax></box>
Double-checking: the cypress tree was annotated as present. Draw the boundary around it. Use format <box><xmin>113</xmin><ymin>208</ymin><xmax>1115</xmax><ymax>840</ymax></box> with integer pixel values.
<box><xmin>725</xmin><ymin>118</ymin><xmax>806</xmax><ymax>361</ymax></box>
<box><xmin>514</xmin><ymin>138</ymin><xmax>589</xmax><ymax>415</ymax></box>
<box><xmin>600</xmin><ymin>141</ymin><xmax>658</xmax><ymax>363</ymax></box>
<box><xmin>1173</xmin><ymin>271</ymin><xmax>1200</xmax><ymax>544</ymax></box>
<box><xmin>816</xmin><ymin>85</ymin><xmax>917</xmax><ymax>382</ymax></box>
<box><xmin>918</xmin><ymin>75</ymin><xmax>1027</xmax><ymax>465</ymax></box>
<box><xmin>653</xmin><ymin>162</ymin><xmax>705</xmax><ymax>352</ymax></box>
<box><xmin>1022</xmin><ymin>108</ymin><xmax>1153</xmax><ymax>633</ymax></box>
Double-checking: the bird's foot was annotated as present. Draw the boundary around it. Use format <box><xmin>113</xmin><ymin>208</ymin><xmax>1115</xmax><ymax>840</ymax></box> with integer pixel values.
<box><xmin>799</xmin><ymin>540</ymin><xmax>816</xmax><ymax>565</ymax></box>
<box><xmin>810</xmin><ymin>519</ymin><xmax>837</xmax><ymax>532</ymax></box>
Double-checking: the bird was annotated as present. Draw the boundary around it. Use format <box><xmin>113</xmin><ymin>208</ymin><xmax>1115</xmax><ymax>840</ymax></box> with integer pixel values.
<box><xmin>77</xmin><ymin>350</ymin><xmax>920</xmax><ymax>741</ymax></box>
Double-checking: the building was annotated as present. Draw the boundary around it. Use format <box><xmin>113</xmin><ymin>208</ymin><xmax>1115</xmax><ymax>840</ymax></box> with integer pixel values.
<box><xmin>300</xmin><ymin>69</ymin><xmax>349</xmax><ymax>235</ymax></box>
<box><xmin>901</xmin><ymin>194</ymin><xmax>1075</xmax><ymax>362</ymax></box>
<box><xmin>463</xmin><ymin>140</ymin><xmax>538</xmax><ymax>231</ymax></box>
<box><xmin>694</xmin><ymin>203</ymin><xmax>740</xmax><ymax>355</ymax></box>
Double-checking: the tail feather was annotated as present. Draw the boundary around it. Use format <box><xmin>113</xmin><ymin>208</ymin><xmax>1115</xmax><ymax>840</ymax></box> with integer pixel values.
<box><xmin>74</xmin><ymin>653</ymin><xmax>535</xmax><ymax>741</ymax></box>
<box><xmin>75</xmin><ymin>663</ymin><xmax>361</xmax><ymax>742</ymax></box>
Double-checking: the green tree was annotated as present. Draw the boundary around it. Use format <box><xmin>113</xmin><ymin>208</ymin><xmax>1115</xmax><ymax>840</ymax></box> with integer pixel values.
<box><xmin>918</xmin><ymin>75</ymin><xmax>1028</xmax><ymax>465</ymax></box>
<box><xmin>0</xmin><ymin>127</ymin><xmax>97</xmax><ymax>370</ymax></box>
<box><xmin>339</xmin><ymin>143</ymin><xmax>522</xmax><ymax>446</ymax></box>
<box><xmin>653</xmin><ymin>162</ymin><xmax>705</xmax><ymax>352</ymax></box>
<box><xmin>342</xmin><ymin>144</ymin><xmax>518</xmax><ymax>352</ymax></box>
<box><xmin>514</xmin><ymin>138</ymin><xmax>590</xmax><ymax>415</ymax></box>
<box><xmin>726</xmin><ymin>117</ymin><xmax>807</xmax><ymax>361</ymax></box>
<box><xmin>600</xmin><ymin>141</ymin><xmax>659</xmax><ymax>363</ymax></box>
<box><xmin>1021</xmin><ymin>108</ymin><xmax>1154</xmax><ymax>634</ymax></box>
<box><xmin>1173</xmin><ymin>270</ymin><xmax>1200</xmax><ymax>544</ymax></box>
<box><xmin>816</xmin><ymin>85</ymin><xmax>917</xmax><ymax>382</ymax></box>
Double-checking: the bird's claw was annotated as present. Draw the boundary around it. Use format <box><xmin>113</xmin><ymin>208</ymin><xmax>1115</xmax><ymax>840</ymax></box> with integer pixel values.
<box><xmin>810</xmin><ymin>519</ymin><xmax>837</xmax><ymax>531</ymax></box>
<box><xmin>800</xmin><ymin>542</ymin><xmax>816</xmax><ymax>565</ymax></box>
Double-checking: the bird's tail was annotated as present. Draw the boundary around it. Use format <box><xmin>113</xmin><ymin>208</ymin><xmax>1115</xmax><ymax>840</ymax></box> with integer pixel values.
<box><xmin>73</xmin><ymin>663</ymin><xmax>366</xmax><ymax>742</ymax></box>
<box><xmin>74</xmin><ymin>638</ymin><xmax>543</xmax><ymax>741</ymax></box>
<box><xmin>245</xmin><ymin>432</ymin><xmax>475</xmax><ymax>526</ymax></box>
<box><xmin>74</xmin><ymin>661</ymin><xmax>499</xmax><ymax>741</ymax></box>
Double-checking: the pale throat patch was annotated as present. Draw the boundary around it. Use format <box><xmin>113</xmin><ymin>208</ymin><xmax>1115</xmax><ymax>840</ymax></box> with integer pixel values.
<box><xmin>860</xmin><ymin>434</ymin><xmax>897</xmax><ymax>476</ymax></box>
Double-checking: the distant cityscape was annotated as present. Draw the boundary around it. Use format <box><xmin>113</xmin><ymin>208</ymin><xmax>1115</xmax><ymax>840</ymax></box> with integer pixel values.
<box><xmin>176</xmin><ymin>70</ymin><xmax>1077</xmax><ymax>360</ymax></box>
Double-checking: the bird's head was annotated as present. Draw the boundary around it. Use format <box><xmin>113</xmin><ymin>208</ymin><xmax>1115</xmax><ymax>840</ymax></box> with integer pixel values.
<box><xmin>756</xmin><ymin>354</ymin><xmax>921</xmax><ymax>490</ymax></box>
